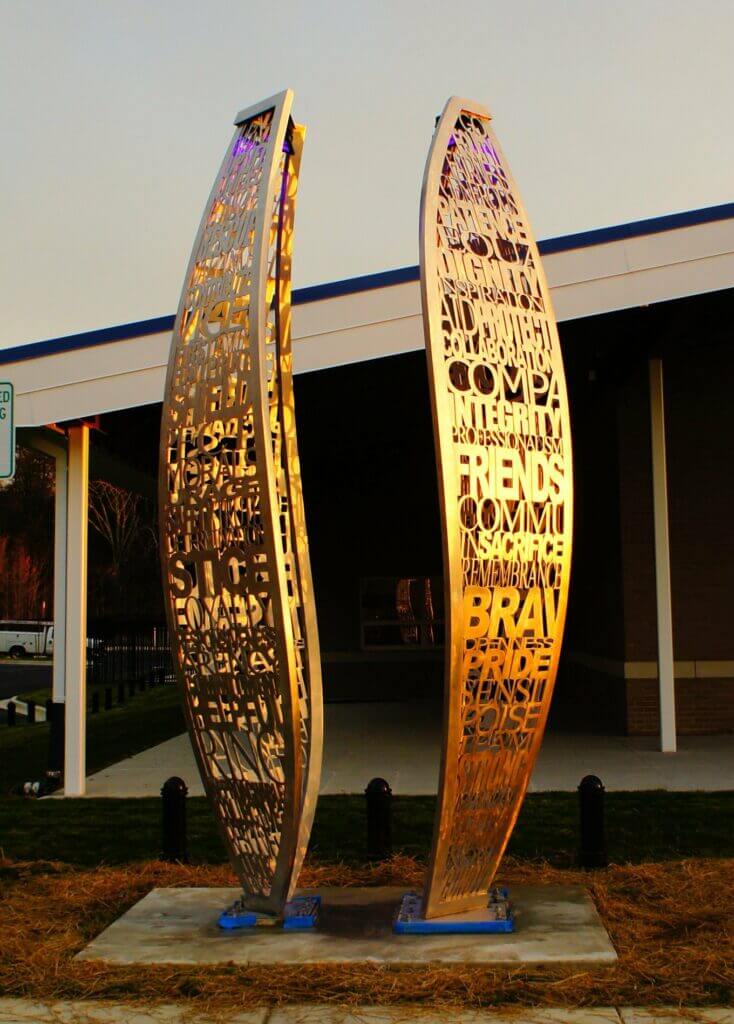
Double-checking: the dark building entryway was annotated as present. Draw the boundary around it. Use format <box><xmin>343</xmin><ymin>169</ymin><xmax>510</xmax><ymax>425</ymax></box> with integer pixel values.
<box><xmin>88</xmin><ymin>286</ymin><xmax>734</xmax><ymax>737</ymax></box>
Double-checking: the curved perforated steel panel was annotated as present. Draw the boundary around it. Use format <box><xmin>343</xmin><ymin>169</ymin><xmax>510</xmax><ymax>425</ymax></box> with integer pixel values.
<box><xmin>420</xmin><ymin>97</ymin><xmax>573</xmax><ymax>918</ymax></box>
<box><xmin>159</xmin><ymin>91</ymin><xmax>322</xmax><ymax>915</ymax></box>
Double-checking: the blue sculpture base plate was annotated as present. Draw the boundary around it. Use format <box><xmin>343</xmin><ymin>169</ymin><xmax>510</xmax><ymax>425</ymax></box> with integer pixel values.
<box><xmin>218</xmin><ymin>895</ymin><xmax>321</xmax><ymax>931</ymax></box>
<box><xmin>394</xmin><ymin>888</ymin><xmax>514</xmax><ymax>934</ymax></box>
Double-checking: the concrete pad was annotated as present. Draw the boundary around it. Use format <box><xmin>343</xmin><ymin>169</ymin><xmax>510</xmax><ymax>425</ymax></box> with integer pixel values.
<box><xmin>77</xmin><ymin>885</ymin><xmax>617</xmax><ymax>966</ymax></box>
<box><xmin>620</xmin><ymin>1011</ymin><xmax>734</xmax><ymax>1024</ymax></box>
<box><xmin>0</xmin><ymin>999</ymin><xmax>266</xmax><ymax>1023</ymax></box>
<box><xmin>268</xmin><ymin>1011</ymin><xmax>622</xmax><ymax>1024</ymax></box>
<box><xmin>3</xmin><ymin>1007</ymin><xmax>734</xmax><ymax>1024</ymax></box>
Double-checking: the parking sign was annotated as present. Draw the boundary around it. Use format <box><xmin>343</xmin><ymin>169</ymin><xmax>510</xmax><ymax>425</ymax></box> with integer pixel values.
<box><xmin>0</xmin><ymin>383</ymin><xmax>15</xmax><ymax>479</ymax></box>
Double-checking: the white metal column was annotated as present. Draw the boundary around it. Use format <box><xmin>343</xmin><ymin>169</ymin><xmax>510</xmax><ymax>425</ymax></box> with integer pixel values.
<box><xmin>26</xmin><ymin>434</ymin><xmax>68</xmax><ymax>704</ymax></box>
<box><xmin>648</xmin><ymin>358</ymin><xmax>677</xmax><ymax>752</ymax></box>
<box><xmin>52</xmin><ymin>448</ymin><xmax>68</xmax><ymax>702</ymax></box>
<box><xmin>64</xmin><ymin>424</ymin><xmax>89</xmax><ymax>795</ymax></box>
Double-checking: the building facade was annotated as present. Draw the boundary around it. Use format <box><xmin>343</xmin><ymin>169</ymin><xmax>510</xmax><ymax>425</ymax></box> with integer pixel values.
<box><xmin>2</xmin><ymin>201</ymin><xmax>733</xmax><ymax>788</ymax></box>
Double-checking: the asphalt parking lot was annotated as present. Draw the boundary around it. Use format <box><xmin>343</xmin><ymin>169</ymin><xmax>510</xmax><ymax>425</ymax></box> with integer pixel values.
<box><xmin>0</xmin><ymin>660</ymin><xmax>52</xmax><ymax>701</ymax></box>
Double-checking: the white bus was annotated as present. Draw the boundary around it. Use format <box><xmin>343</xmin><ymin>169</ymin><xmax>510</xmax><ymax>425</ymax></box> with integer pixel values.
<box><xmin>0</xmin><ymin>621</ymin><xmax>54</xmax><ymax>658</ymax></box>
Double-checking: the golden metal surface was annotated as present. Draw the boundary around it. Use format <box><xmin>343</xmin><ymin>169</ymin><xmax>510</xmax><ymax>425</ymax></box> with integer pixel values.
<box><xmin>420</xmin><ymin>97</ymin><xmax>573</xmax><ymax>918</ymax></box>
<box><xmin>159</xmin><ymin>91</ymin><xmax>322</xmax><ymax>916</ymax></box>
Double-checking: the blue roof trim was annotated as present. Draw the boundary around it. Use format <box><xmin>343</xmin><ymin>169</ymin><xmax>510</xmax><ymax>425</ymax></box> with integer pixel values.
<box><xmin>295</xmin><ymin>201</ymin><xmax>734</xmax><ymax>299</ymax></box>
<box><xmin>0</xmin><ymin>315</ymin><xmax>175</xmax><ymax>367</ymax></box>
<box><xmin>538</xmin><ymin>200</ymin><xmax>734</xmax><ymax>255</ymax></box>
<box><xmin>2</xmin><ymin>200</ymin><xmax>732</xmax><ymax>368</ymax></box>
<box><xmin>292</xmin><ymin>264</ymin><xmax>419</xmax><ymax>304</ymax></box>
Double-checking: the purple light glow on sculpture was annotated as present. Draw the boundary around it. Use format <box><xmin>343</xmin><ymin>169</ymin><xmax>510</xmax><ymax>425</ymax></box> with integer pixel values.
<box><xmin>233</xmin><ymin>136</ymin><xmax>259</xmax><ymax>156</ymax></box>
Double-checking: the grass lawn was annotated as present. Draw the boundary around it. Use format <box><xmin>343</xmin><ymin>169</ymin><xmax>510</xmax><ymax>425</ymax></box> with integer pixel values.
<box><xmin>0</xmin><ymin>790</ymin><xmax>732</xmax><ymax>866</ymax></box>
<box><xmin>15</xmin><ymin>679</ymin><xmax>152</xmax><ymax>707</ymax></box>
<box><xmin>0</xmin><ymin>684</ymin><xmax>184</xmax><ymax>794</ymax></box>
<box><xmin>8</xmin><ymin>686</ymin><xmax>52</xmax><ymax>704</ymax></box>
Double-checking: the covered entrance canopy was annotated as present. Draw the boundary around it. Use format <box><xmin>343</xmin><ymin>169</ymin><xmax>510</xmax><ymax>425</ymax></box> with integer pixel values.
<box><xmin>2</xmin><ymin>201</ymin><xmax>733</xmax><ymax>793</ymax></box>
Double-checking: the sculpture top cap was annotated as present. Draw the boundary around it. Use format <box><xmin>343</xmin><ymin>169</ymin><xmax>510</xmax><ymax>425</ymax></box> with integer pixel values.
<box><xmin>440</xmin><ymin>95</ymin><xmax>493</xmax><ymax>121</ymax></box>
<box><xmin>234</xmin><ymin>88</ymin><xmax>294</xmax><ymax>126</ymax></box>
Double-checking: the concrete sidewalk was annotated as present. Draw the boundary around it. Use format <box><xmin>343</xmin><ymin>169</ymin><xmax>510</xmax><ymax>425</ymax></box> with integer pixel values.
<box><xmin>79</xmin><ymin>700</ymin><xmax>734</xmax><ymax>797</ymax></box>
<box><xmin>0</xmin><ymin>1001</ymin><xmax>732</xmax><ymax>1023</ymax></box>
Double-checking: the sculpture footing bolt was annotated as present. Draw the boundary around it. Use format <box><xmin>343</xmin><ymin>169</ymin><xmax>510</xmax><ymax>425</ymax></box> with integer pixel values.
<box><xmin>218</xmin><ymin>895</ymin><xmax>321</xmax><ymax>931</ymax></box>
<box><xmin>393</xmin><ymin>887</ymin><xmax>514</xmax><ymax>934</ymax></box>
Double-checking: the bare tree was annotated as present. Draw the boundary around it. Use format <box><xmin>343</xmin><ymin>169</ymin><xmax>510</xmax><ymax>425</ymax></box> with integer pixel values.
<box><xmin>0</xmin><ymin>447</ymin><xmax>54</xmax><ymax>617</ymax></box>
<box><xmin>0</xmin><ymin>537</ymin><xmax>46</xmax><ymax>619</ymax></box>
<box><xmin>88</xmin><ymin>480</ymin><xmax>141</xmax><ymax>576</ymax></box>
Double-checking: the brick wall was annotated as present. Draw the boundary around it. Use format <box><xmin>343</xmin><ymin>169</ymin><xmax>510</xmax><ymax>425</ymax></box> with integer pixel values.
<box><xmin>551</xmin><ymin>656</ymin><xmax>627</xmax><ymax>733</ymax></box>
<box><xmin>616</xmin><ymin>293</ymin><xmax>734</xmax><ymax>734</ymax></box>
<box><xmin>553</xmin><ymin>300</ymin><xmax>734</xmax><ymax>736</ymax></box>
<box><xmin>627</xmin><ymin>678</ymin><xmax>734</xmax><ymax>735</ymax></box>
<box><xmin>664</xmin><ymin>326</ymin><xmax>734</xmax><ymax>660</ymax></box>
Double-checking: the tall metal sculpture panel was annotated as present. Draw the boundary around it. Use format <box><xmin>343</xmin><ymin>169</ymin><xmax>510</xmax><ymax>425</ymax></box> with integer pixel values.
<box><xmin>421</xmin><ymin>98</ymin><xmax>573</xmax><ymax>918</ymax></box>
<box><xmin>159</xmin><ymin>91</ymin><xmax>323</xmax><ymax>916</ymax></box>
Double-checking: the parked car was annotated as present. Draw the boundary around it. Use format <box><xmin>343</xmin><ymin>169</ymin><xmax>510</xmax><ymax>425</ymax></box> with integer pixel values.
<box><xmin>0</xmin><ymin>621</ymin><xmax>99</xmax><ymax>659</ymax></box>
<box><xmin>0</xmin><ymin>621</ymin><xmax>54</xmax><ymax>658</ymax></box>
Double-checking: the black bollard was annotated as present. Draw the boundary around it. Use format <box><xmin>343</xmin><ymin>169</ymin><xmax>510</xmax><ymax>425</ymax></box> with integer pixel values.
<box><xmin>91</xmin><ymin>691</ymin><xmax>100</xmax><ymax>714</ymax></box>
<box><xmin>7</xmin><ymin>701</ymin><xmax>16</xmax><ymax>727</ymax></box>
<box><xmin>117</xmin><ymin>682</ymin><xmax>125</xmax><ymax>705</ymax></box>
<box><xmin>26</xmin><ymin>700</ymin><xmax>36</xmax><ymax>724</ymax></box>
<box><xmin>104</xmin><ymin>687</ymin><xmax>112</xmax><ymax>711</ymax></box>
<box><xmin>161</xmin><ymin>776</ymin><xmax>188</xmax><ymax>862</ymax></box>
<box><xmin>45</xmin><ymin>698</ymin><xmax>53</xmax><ymax>722</ymax></box>
<box><xmin>578</xmin><ymin>774</ymin><xmax>608</xmax><ymax>868</ymax></box>
<box><xmin>365</xmin><ymin>777</ymin><xmax>392</xmax><ymax>860</ymax></box>
<box><xmin>47</xmin><ymin>702</ymin><xmax>65</xmax><ymax>776</ymax></box>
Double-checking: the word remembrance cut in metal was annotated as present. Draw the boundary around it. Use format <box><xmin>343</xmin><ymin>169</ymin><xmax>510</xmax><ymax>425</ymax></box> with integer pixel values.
<box><xmin>159</xmin><ymin>92</ymin><xmax>323</xmax><ymax>917</ymax></box>
<box><xmin>420</xmin><ymin>98</ymin><xmax>573</xmax><ymax>918</ymax></box>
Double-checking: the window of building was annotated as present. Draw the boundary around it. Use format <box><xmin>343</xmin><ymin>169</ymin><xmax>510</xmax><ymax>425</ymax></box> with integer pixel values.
<box><xmin>360</xmin><ymin>576</ymin><xmax>444</xmax><ymax>649</ymax></box>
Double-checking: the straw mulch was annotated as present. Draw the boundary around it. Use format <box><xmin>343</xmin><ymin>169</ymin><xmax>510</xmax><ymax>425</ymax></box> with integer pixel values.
<box><xmin>0</xmin><ymin>854</ymin><xmax>731</xmax><ymax>1012</ymax></box>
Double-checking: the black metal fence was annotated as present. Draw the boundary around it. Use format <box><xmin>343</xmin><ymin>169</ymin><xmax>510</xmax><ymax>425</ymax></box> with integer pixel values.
<box><xmin>2</xmin><ymin>622</ymin><xmax>175</xmax><ymax>730</ymax></box>
<box><xmin>87</xmin><ymin>621</ymin><xmax>173</xmax><ymax>689</ymax></box>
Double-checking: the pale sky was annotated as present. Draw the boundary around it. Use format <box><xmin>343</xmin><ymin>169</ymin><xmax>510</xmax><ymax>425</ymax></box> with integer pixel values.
<box><xmin>1</xmin><ymin>0</ymin><xmax>733</xmax><ymax>349</ymax></box>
